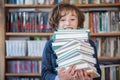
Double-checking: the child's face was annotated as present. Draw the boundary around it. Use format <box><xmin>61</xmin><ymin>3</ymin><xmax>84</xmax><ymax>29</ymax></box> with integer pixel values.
<box><xmin>58</xmin><ymin>11</ymin><xmax>78</xmax><ymax>29</ymax></box>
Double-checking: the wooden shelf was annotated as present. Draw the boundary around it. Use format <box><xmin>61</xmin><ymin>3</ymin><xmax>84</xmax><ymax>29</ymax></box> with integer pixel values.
<box><xmin>6</xmin><ymin>32</ymin><xmax>120</xmax><ymax>37</ymax></box>
<box><xmin>98</xmin><ymin>56</ymin><xmax>120</xmax><ymax>61</ymax></box>
<box><xmin>76</xmin><ymin>3</ymin><xmax>120</xmax><ymax>8</ymax></box>
<box><xmin>5</xmin><ymin>56</ymin><xmax>120</xmax><ymax>61</ymax></box>
<box><xmin>90</xmin><ymin>32</ymin><xmax>120</xmax><ymax>37</ymax></box>
<box><xmin>6</xmin><ymin>56</ymin><xmax>42</xmax><ymax>60</ymax></box>
<box><xmin>4</xmin><ymin>3</ymin><xmax>120</xmax><ymax>8</ymax></box>
<box><xmin>5</xmin><ymin>73</ymin><xmax>41</xmax><ymax>76</ymax></box>
<box><xmin>4</xmin><ymin>4</ymin><xmax>54</xmax><ymax>8</ymax></box>
<box><xmin>6</xmin><ymin>32</ymin><xmax>53</xmax><ymax>36</ymax></box>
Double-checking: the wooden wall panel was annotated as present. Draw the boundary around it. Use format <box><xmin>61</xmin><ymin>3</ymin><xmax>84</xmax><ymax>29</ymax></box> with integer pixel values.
<box><xmin>0</xmin><ymin>0</ymin><xmax>5</xmax><ymax>80</ymax></box>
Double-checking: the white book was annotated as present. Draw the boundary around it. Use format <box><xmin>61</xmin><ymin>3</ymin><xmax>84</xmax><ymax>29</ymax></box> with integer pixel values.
<box><xmin>55</xmin><ymin>40</ymin><xmax>94</xmax><ymax>55</ymax></box>
<box><xmin>55</xmin><ymin>43</ymin><xmax>80</xmax><ymax>55</ymax></box>
<box><xmin>25</xmin><ymin>0</ymin><xmax>33</xmax><ymax>4</ymax></box>
<box><xmin>57</xmin><ymin>49</ymin><xmax>94</xmax><ymax>63</ymax></box>
<box><xmin>54</xmin><ymin>30</ymin><xmax>89</xmax><ymax>34</ymax></box>
<box><xmin>54</xmin><ymin>33</ymin><xmax>88</xmax><ymax>40</ymax></box>
<box><xmin>57</xmin><ymin>57</ymin><xmax>95</xmax><ymax>68</ymax></box>
<box><xmin>83</xmin><ymin>12</ymin><xmax>89</xmax><ymax>29</ymax></box>
<box><xmin>54</xmin><ymin>37</ymin><xmax>88</xmax><ymax>42</ymax></box>
<box><xmin>55</xmin><ymin>40</ymin><xmax>79</xmax><ymax>52</ymax></box>
<box><xmin>6</xmin><ymin>40</ymin><xmax>26</xmax><ymax>56</ymax></box>
<box><xmin>38</xmin><ymin>0</ymin><xmax>44</xmax><ymax>4</ymax></box>
<box><xmin>58</xmin><ymin>54</ymin><xmax>96</xmax><ymax>67</ymax></box>
<box><xmin>16</xmin><ymin>0</ymin><xmax>20</xmax><ymax>4</ymax></box>
<box><xmin>57</xmin><ymin>29</ymin><xmax>90</xmax><ymax>33</ymax></box>
<box><xmin>52</xmin><ymin>41</ymin><xmax>68</xmax><ymax>47</ymax></box>
<box><xmin>27</xmin><ymin>40</ymin><xmax>46</xmax><ymax>56</ymax></box>
<box><xmin>55</xmin><ymin>39</ymin><xmax>92</xmax><ymax>52</ymax></box>
<box><xmin>97</xmin><ymin>38</ymin><xmax>101</xmax><ymax>57</ymax></box>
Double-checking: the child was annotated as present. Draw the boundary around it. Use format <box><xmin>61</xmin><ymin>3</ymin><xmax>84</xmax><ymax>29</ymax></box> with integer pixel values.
<box><xmin>41</xmin><ymin>3</ymin><xmax>101</xmax><ymax>80</ymax></box>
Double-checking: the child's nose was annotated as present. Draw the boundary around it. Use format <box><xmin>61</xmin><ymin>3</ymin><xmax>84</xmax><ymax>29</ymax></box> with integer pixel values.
<box><xmin>65</xmin><ymin>20</ymin><xmax>70</xmax><ymax>26</ymax></box>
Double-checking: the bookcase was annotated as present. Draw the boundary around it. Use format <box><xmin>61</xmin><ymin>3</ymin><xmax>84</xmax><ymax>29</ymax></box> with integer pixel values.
<box><xmin>0</xmin><ymin>0</ymin><xmax>120</xmax><ymax>80</ymax></box>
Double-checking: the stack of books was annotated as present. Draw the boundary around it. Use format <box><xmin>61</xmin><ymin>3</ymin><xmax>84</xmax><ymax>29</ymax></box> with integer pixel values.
<box><xmin>52</xmin><ymin>29</ymin><xmax>100</xmax><ymax>78</ymax></box>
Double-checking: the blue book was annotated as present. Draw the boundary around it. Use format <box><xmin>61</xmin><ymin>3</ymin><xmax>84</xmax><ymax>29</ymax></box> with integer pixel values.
<box><xmin>54</xmin><ymin>0</ymin><xmax>59</xmax><ymax>4</ymax></box>
<box><xmin>43</xmin><ymin>12</ymin><xmax>49</xmax><ymax>32</ymax></box>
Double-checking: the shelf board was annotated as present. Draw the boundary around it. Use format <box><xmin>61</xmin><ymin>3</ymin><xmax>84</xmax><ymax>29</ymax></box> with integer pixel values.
<box><xmin>98</xmin><ymin>56</ymin><xmax>120</xmax><ymax>61</ymax></box>
<box><xmin>76</xmin><ymin>3</ymin><xmax>120</xmax><ymax>8</ymax></box>
<box><xmin>6</xmin><ymin>32</ymin><xmax>53</xmax><ymax>36</ymax></box>
<box><xmin>5</xmin><ymin>73</ymin><xmax>41</xmax><ymax>76</ymax></box>
<box><xmin>6</xmin><ymin>32</ymin><xmax>120</xmax><ymax>37</ymax></box>
<box><xmin>6</xmin><ymin>56</ymin><xmax>120</xmax><ymax>60</ymax></box>
<box><xmin>6</xmin><ymin>56</ymin><xmax>42</xmax><ymax>60</ymax></box>
<box><xmin>90</xmin><ymin>32</ymin><xmax>120</xmax><ymax>37</ymax></box>
<box><xmin>4</xmin><ymin>4</ymin><xmax>54</xmax><ymax>8</ymax></box>
<box><xmin>4</xmin><ymin>3</ymin><xmax>120</xmax><ymax>8</ymax></box>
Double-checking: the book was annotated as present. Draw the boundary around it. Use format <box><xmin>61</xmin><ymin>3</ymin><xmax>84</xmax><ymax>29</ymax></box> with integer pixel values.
<box><xmin>52</xmin><ymin>41</ymin><xmax>68</xmax><ymax>50</ymax></box>
<box><xmin>58</xmin><ymin>54</ymin><xmax>96</xmax><ymax>67</ymax></box>
<box><xmin>55</xmin><ymin>40</ymin><xmax>94</xmax><ymax>55</ymax></box>
<box><xmin>57</xmin><ymin>29</ymin><xmax>90</xmax><ymax>32</ymax></box>
<box><xmin>57</xmin><ymin>48</ymin><xmax>94</xmax><ymax>63</ymax></box>
<box><xmin>53</xmin><ymin>33</ymin><xmax>88</xmax><ymax>40</ymax></box>
<box><xmin>53</xmin><ymin>29</ymin><xmax>89</xmax><ymax>39</ymax></box>
<box><xmin>52</xmin><ymin>29</ymin><xmax>100</xmax><ymax>78</ymax></box>
<box><xmin>53</xmin><ymin>29</ymin><xmax>90</xmax><ymax>40</ymax></box>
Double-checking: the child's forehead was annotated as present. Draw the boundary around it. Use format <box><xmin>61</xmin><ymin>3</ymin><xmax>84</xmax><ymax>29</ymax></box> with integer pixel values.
<box><xmin>60</xmin><ymin>10</ymin><xmax>77</xmax><ymax>16</ymax></box>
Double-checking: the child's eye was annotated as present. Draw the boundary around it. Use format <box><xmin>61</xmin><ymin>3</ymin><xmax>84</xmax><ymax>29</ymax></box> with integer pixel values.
<box><xmin>60</xmin><ymin>19</ymin><xmax>65</xmax><ymax>21</ymax></box>
<box><xmin>71</xmin><ymin>19</ymin><xmax>75</xmax><ymax>21</ymax></box>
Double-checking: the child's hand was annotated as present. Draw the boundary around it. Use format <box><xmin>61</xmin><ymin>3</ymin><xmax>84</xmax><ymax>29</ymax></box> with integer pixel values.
<box><xmin>58</xmin><ymin>65</ymin><xmax>77</xmax><ymax>80</ymax></box>
<box><xmin>75</xmin><ymin>69</ymin><xmax>93</xmax><ymax>80</ymax></box>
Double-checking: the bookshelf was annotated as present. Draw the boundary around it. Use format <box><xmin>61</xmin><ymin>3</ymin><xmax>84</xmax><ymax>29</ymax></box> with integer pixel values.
<box><xmin>5</xmin><ymin>73</ymin><xmax>41</xmax><ymax>77</ymax></box>
<box><xmin>6</xmin><ymin>32</ymin><xmax>53</xmax><ymax>36</ymax></box>
<box><xmin>4</xmin><ymin>3</ymin><xmax>120</xmax><ymax>8</ymax></box>
<box><xmin>6</xmin><ymin>32</ymin><xmax>120</xmax><ymax>37</ymax></box>
<box><xmin>98</xmin><ymin>56</ymin><xmax>120</xmax><ymax>61</ymax></box>
<box><xmin>0</xmin><ymin>0</ymin><xmax>5</xmax><ymax>80</ymax></box>
<box><xmin>6</xmin><ymin>56</ymin><xmax>42</xmax><ymax>60</ymax></box>
<box><xmin>0</xmin><ymin>0</ymin><xmax>120</xmax><ymax>80</ymax></box>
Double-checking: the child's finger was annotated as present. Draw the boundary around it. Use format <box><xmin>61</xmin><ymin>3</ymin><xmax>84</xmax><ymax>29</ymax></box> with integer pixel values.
<box><xmin>59</xmin><ymin>67</ymin><xmax>65</xmax><ymax>73</ymax></box>
<box><xmin>77</xmin><ymin>69</ymin><xmax>84</xmax><ymax>80</ymax></box>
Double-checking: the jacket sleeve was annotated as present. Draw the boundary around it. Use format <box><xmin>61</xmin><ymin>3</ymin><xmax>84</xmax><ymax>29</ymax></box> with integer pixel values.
<box><xmin>89</xmin><ymin>40</ymin><xmax>101</xmax><ymax>80</ymax></box>
<box><xmin>41</xmin><ymin>40</ymin><xmax>58</xmax><ymax>80</ymax></box>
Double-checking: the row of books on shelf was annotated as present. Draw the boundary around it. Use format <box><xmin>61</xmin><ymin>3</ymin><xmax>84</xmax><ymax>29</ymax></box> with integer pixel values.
<box><xmin>5</xmin><ymin>40</ymin><xmax>47</xmax><ymax>56</ymax></box>
<box><xmin>6</xmin><ymin>77</ymin><xmax>41</xmax><ymax>80</ymax></box>
<box><xmin>52</xmin><ymin>29</ymin><xmax>100</xmax><ymax>78</ymax></box>
<box><xmin>6</xmin><ymin>10</ymin><xmax>120</xmax><ymax>33</ymax></box>
<box><xmin>100</xmin><ymin>64</ymin><xmax>120</xmax><ymax>80</ymax></box>
<box><xmin>6</xmin><ymin>11</ymin><xmax>53</xmax><ymax>32</ymax></box>
<box><xmin>6</xmin><ymin>0</ymin><xmax>120</xmax><ymax>5</ymax></box>
<box><xmin>67</xmin><ymin>0</ymin><xmax>120</xmax><ymax>4</ymax></box>
<box><xmin>86</xmin><ymin>11</ymin><xmax>120</xmax><ymax>33</ymax></box>
<box><xmin>95</xmin><ymin>37</ymin><xmax>120</xmax><ymax>57</ymax></box>
<box><xmin>6</xmin><ymin>0</ymin><xmax>54</xmax><ymax>5</ymax></box>
<box><xmin>6</xmin><ymin>60</ymin><xmax>41</xmax><ymax>73</ymax></box>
